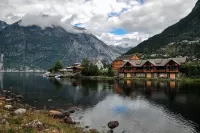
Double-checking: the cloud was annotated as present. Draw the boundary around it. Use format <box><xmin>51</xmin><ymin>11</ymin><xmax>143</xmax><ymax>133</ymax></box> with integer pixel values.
<box><xmin>99</xmin><ymin>32</ymin><xmax>149</xmax><ymax>47</ymax></box>
<box><xmin>19</xmin><ymin>14</ymin><xmax>84</xmax><ymax>33</ymax></box>
<box><xmin>0</xmin><ymin>0</ymin><xmax>198</xmax><ymax>47</ymax></box>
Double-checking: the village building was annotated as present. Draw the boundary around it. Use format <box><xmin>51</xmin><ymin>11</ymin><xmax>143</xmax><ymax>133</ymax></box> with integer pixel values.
<box><xmin>112</xmin><ymin>54</ymin><xmax>139</xmax><ymax>71</ymax></box>
<box><xmin>116</xmin><ymin>56</ymin><xmax>188</xmax><ymax>79</ymax></box>
<box><xmin>89</xmin><ymin>59</ymin><xmax>104</xmax><ymax>70</ymax></box>
<box><xmin>59</xmin><ymin>63</ymin><xmax>82</xmax><ymax>74</ymax></box>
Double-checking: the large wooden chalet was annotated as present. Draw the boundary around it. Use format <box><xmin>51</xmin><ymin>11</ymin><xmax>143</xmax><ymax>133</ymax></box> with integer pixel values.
<box><xmin>113</xmin><ymin>54</ymin><xmax>188</xmax><ymax>79</ymax></box>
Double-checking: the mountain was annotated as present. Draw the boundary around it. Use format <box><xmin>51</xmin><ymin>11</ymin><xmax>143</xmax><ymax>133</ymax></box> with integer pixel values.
<box><xmin>126</xmin><ymin>0</ymin><xmax>200</xmax><ymax>58</ymax></box>
<box><xmin>0</xmin><ymin>20</ymin><xmax>8</xmax><ymax>31</ymax></box>
<box><xmin>0</xmin><ymin>21</ymin><xmax>121</xmax><ymax>70</ymax></box>
<box><xmin>110</xmin><ymin>45</ymin><xmax>131</xmax><ymax>54</ymax></box>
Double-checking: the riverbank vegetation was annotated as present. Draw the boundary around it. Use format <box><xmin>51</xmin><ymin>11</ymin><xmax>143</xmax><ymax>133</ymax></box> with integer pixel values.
<box><xmin>180</xmin><ymin>62</ymin><xmax>200</xmax><ymax>78</ymax></box>
<box><xmin>81</xmin><ymin>58</ymin><xmax>114</xmax><ymax>77</ymax></box>
<box><xmin>48</xmin><ymin>61</ymin><xmax>64</xmax><ymax>73</ymax></box>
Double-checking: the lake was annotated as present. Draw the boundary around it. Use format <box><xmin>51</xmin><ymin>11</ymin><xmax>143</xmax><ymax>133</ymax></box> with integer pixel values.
<box><xmin>0</xmin><ymin>72</ymin><xmax>200</xmax><ymax>133</ymax></box>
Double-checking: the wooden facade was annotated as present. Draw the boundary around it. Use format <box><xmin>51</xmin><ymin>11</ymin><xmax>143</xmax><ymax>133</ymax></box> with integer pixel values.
<box><xmin>112</xmin><ymin>54</ymin><xmax>139</xmax><ymax>71</ymax></box>
<box><xmin>117</xmin><ymin>58</ymin><xmax>188</xmax><ymax>79</ymax></box>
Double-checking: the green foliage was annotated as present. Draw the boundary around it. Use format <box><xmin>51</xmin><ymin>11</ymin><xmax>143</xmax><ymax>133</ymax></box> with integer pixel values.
<box><xmin>81</xmin><ymin>58</ymin><xmax>99</xmax><ymax>76</ymax></box>
<box><xmin>81</xmin><ymin>58</ymin><xmax>115</xmax><ymax>77</ymax></box>
<box><xmin>180</xmin><ymin>62</ymin><xmax>200</xmax><ymax>77</ymax></box>
<box><xmin>107</xmin><ymin>66</ymin><xmax>114</xmax><ymax>77</ymax></box>
<box><xmin>49</xmin><ymin>60</ymin><xmax>63</xmax><ymax>72</ymax></box>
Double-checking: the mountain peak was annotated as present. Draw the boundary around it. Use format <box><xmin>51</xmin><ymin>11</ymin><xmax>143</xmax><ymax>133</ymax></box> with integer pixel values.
<box><xmin>126</xmin><ymin>0</ymin><xmax>200</xmax><ymax>58</ymax></box>
<box><xmin>192</xmin><ymin>0</ymin><xmax>200</xmax><ymax>11</ymax></box>
<box><xmin>0</xmin><ymin>20</ymin><xmax>8</xmax><ymax>31</ymax></box>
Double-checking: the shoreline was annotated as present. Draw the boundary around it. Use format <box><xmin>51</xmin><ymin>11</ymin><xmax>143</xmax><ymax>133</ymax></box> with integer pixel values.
<box><xmin>43</xmin><ymin>72</ymin><xmax>200</xmax><ymax>83</ymax></box>
<box><xmin>0</xmin><ymin>89</ymin><xmax>98</xmax><ymax>133</ymax></box>
<box><xmin>69</xmin><ymin>76</ymin><xmax>200</xmax><ymax>83</ymax></box>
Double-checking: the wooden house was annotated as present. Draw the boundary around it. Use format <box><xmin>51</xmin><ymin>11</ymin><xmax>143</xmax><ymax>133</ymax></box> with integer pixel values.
<box><xmin>118</xmin><ymin>57</ymin><xmax>188</xmax><ymax>79</ymax></box>
<box><xmin>112</xmin><ymin>54</ymin><xmax>139</xmax><ymax>71</ymax></box>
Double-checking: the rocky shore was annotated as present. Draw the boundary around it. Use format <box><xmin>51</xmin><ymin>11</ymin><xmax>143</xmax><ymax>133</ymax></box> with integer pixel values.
<box><xmin>0</xmin><ymin>89</ymin><xmax>99</xmax><ymax>133</ymax></box>
<box><xmin>0</xmin><ymin>89</ymin><xmax>120</xmax><ymax>133</ymax></box>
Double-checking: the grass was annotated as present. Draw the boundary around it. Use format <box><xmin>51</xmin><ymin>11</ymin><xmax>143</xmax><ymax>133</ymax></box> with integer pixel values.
<box><xmin>79</xmin><ymin>76</ymin><xmax>200</xmax><ymax>84</ymax></box>
<box><xmin>0</xmin><ymin>105</ymin><xmax>97</xmax><ymax>133</ymax></box>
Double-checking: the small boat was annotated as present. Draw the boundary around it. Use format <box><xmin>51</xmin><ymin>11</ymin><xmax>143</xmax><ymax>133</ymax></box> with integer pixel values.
<box><xmin>43</xmin><ymin>72</ymin><xmax>50</xmax><ymax>78</ymax></box>
<box><xmin>55</xmin><ymin>74</ymin><xmax>61</xmax><ymax>79</ymax></box>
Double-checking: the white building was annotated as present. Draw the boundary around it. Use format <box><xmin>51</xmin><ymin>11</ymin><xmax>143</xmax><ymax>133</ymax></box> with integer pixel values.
<box><xmin>90</xmin><ymin>59</ymin><xmax>104</xmax><ymax>70</ymax></box>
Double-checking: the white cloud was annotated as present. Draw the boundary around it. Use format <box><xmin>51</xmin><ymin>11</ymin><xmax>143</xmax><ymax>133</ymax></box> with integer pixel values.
<box><xmin>0</xmin><ymin>0</ymin><xmax>198</xmax><ymax>47</ymax></box>
<box><xmin>98</xmin><ymin>32</ymin><xmax>149</xmax><ymax>47</ymax></box>
<box><xmin>19</xmin><ymin>14</ymin><xmax>84</xmax><ymax>33</ymax></box>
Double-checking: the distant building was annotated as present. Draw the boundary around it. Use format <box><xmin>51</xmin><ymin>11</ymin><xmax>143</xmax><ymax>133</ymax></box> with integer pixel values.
<box><xmin>117</xmin><ymin>56</ymin><xmax>188</xmax><ymax>79</ymax></box>
<box><xmin>112</xmin><ymin>54</ymin><xmax>139</xmax><ymax>71</ymax></box>
<box><xmin>59</xmin><ymin>63</ymin><xmax>82</xmax><ymax>74</ymax></box>
<box><xmin>89</xmin><ymin>59</ymin><xmax>104</xmax><ymax>70</ymax></box>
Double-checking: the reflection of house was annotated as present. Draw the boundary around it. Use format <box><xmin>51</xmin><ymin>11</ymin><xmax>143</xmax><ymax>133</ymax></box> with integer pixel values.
<box><xmin>89</xmin><ymin>59</ymin><xmax>104</xmax><ymax>70</ymax></box>
<box><xmin>112</xmin><ymin>54</ymin><xmax>139</xmax><ymax>71</ymax></box>
<box><xmin>118</xmin><ymin>57</ymin><xmax>188</xmax><ymax>79</ymax></box>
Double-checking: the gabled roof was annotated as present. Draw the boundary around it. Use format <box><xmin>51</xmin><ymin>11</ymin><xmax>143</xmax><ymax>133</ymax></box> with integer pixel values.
<box><xmin>89</xmin><ymin>59</ymin><xmax>102</xmax><ymax>65</ymax></box>
<box><xmin>169</xmin><ymin>57</ymin><xmax>188</xmax><ymax>64</ymax></box>
<box><xmin>115</xmin><ymin>54</ymin><xmax>139</xmax><ymax>61</ymax></box>
<box><xmin>121</xmin><ymin>57</ymin><xmax>184</xmax><ymax>68</ymax></box>
<box><xmin>121</xmin><ymin>60</ymin><xmax>147</xmax><ymax>67</ymax></box>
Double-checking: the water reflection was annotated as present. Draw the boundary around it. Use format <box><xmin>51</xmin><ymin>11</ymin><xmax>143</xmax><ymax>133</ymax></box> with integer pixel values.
<box><xmin>1</xmin><ymin>73</ymin><xmax>200</xmax><ymax>133</ymax></box>
<box><xmin>77</xmin><ymin>95</ymin><xmax>197</xmax><ymax>133</ymax></box>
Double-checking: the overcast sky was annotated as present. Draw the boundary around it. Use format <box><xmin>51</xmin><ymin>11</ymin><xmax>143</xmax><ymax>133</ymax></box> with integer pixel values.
<box><xmin>0</xmin><ymin>0</ymin><xmax>198</xmax><ymax>47</ymax></box>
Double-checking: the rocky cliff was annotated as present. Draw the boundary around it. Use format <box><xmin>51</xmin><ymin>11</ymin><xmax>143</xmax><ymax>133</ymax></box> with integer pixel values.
<box><xmin>0</xmin><ymin>21</ymin><xmax>121</xmax><ymax>70</ymax></box>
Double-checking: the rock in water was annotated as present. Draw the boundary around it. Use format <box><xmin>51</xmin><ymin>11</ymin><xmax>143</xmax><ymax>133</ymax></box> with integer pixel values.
<box><xmin>5</xmin><ymin>98</ymin><xmax>14</xmax><ymax>102</ymax></box>
<box><xmin>4</xmin><ymin>105</ymin><xmax>13</xmax><ymax>110</ymax></box>
<box><xmin>69</xmin><ymin>109</ymin><xmax>75</xmax><ymax>113</ymax></box>
<box><xmin>63</xmin><ymin>116</ymin><xmax>75</xmax><ymax>124</ymax></box>
<box><xmin>63</xmin><ymin>111</ymin><xmax>70</xmax><ymax>117</ymax></box>
<box><xmin>16</xmin><ymin>95</ymin><xmax>24</xmax><ymax>99</ymax></box>
<box><xmin>48</xmin><ymin>99</ymin><xmax>52</xmax><ymax>102</ymax></box>
<box><xmin>107</xmin><ymin>130</ymin><xmax>113</xmax><ymax>133</ymax></box>
<box><xmin>25</xmin><ymin>120</ymin><xmax>45</xmax><ymax>131</ymax></box>
<box><xmin>14</xmin><ymin>108</ymin><xmax>26</xmax><ymax>115</ymax></box>
<box><xmin>107</xmin><ymin>121</ymin><xmax>119</xmax><ymax>129</ymax></box>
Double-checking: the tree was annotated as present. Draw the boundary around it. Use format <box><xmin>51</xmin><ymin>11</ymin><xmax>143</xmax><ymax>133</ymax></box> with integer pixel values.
<box><xmin>107</xmin><ymin>66</ymin><xmax>114</xmax><ymax>77</ymax></box>
<box><xmin>53</xmin><ymin>60</ymin><xmax>63</xmax><ymax>72</ymax></box>
<box><xmin>81</xmin><ymin>58</ymin><xmax>99</xmax><ymax>76</ymax></box>
<box><xmin>81</xmin><ymin>58</ymin><xmax>90</xmax><ymax>76</ymax></box>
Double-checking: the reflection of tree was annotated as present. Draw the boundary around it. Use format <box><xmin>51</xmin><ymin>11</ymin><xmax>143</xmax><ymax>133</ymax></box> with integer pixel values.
<box><xmin>48</xmin><ymin>78</ymin><xmax>63</xmax><ymax>90</ymax></box>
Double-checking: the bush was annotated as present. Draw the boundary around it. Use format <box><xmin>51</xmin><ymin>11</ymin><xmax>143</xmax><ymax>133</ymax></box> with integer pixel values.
<box><xmin>180</xmin><ymin>62</ymin><xmax>200</xmax><ymax>77</ymax></box>
<box><xmin>107</xmin><ymin>66</ymin><xmax>114</xmax><ymax>77</ymax></box>
<box><xmin>48</xmin><ymin>60</ymin><xmax>63</xmax><ymax>72</ymax></box>
<box><xmin>81</xmin><ymin>58</ymin><xmax>99</xmax><ymax>76</ymax></box>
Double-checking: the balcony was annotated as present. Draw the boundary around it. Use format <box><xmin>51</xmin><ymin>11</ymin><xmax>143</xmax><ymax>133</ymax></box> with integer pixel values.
<box><xmin>119</xmin><ymin>68</ymin><xmax>179</xmax><ymax>73</ymax></box>
<box><xmin>166</xmin><ymin>69</ymin><xmax>179</xmax><ymax>72</ymax></box>
<box><xmin>156</xmin><ymin>70</ymin><xmax>166</xmax><ymax>72</ymax></box>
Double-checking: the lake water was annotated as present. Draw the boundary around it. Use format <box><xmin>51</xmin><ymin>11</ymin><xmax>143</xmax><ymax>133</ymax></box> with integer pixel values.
<box><xmin>0</xmin><ymin>72</ymin><xmax>200</xmax><ymax>133</ymax></box>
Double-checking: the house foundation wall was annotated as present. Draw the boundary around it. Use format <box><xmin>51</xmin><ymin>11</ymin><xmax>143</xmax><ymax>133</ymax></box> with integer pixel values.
<box><xmin>119</xmin><ymin>72</ymin><xmax>179</xmax><ymax>79</ymax></box>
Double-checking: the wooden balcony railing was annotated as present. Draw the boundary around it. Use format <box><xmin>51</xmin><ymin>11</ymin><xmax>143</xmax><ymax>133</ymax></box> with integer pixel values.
<box><xmin>119</xmin><ymin>68</ymin><xmax>179</xmax><ymax>73</ymax></box>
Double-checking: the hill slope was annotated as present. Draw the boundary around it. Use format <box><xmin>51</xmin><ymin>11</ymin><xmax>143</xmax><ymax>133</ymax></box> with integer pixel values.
<box><xmin>126</xmin><ymin>0</ymin><xmax>200</xmax><ymax>58</ymax></box>
<box><xmin>0</xmin><ymin>20</ymin><xmax>7</xmax><ymax>31</ymax></box>
<box><xmin>0</xmin><ymin>21</ymin><xmax>121</xmax><ymax>70</ymax></box>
